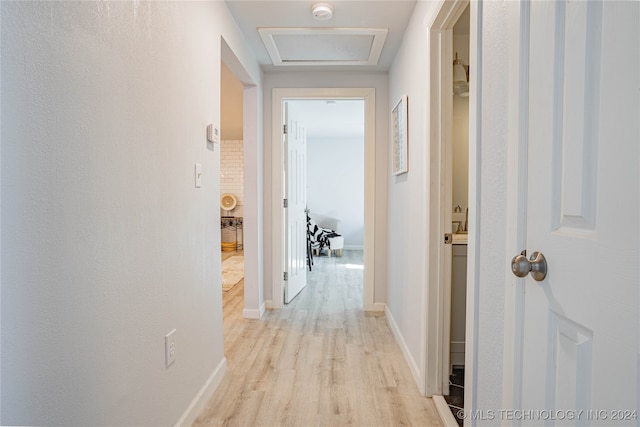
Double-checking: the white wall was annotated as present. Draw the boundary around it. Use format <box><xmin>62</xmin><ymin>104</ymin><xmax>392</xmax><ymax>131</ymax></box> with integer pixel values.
<box><xmin>385</xmin><ymin>0</ymin><xmax>530</xmax><ymax>415</ymax></box>
<box><xmin>452</xmin><ymin>31</ymin><xmax>470</xmax><ymax>212</ymax></box>
<box><xmin>0</xmin><ymin>2</ymin><xmax>261</xmax><ymax>425</ymax></box>
<box><xmin>220</xmin><ymin>61</ymin><xmax>244</xmax><ymax>141</ymax></box>
<box><xmin>452</xmin><ymin>96</ymin><xmax>469</xmax><ymax>212</ymax></box>
<box><xmin>306</xmin><ymin>136</ymin><xmax>364</xmax><ymax>247</ymax></box>
<box><xmin>386</xmin><ymin>0</ymin><xmax>442</xmax><ymax>392</ymax></box>
<box><xmin>453</xmin><ymin>35</ymin><xmax>470</xmax><ymax>72</ymax></box>
<box><xmin>262</xmin><ymin>72</ymin><xmax>389</xmax><ymax>303</ymax></box>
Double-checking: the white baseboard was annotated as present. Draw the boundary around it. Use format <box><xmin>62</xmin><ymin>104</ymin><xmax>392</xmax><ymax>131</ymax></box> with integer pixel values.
<box><xmin>242</xmin><ymin>302</ymin><xmax>265</xmax><ymax>319</ymax></box>
<box><xmin>450</xmin><ymin>341</ymin><xmax>465</xmax><ymax>367</ymax></box>
<box><xmin>385</xmin><ymin>305</ymin><xmax>424</xmax><ymax>394</ymax></box>
<box><xmin>433</xmin><ymin>395</ymin><xmax>459</xmax><ymax>427</ymax></box>
<box><xmin>365</xmin><ymin>302</ymin><xmax>386</xmax><ymax>312</ymax></box>
<box><xmin>264</xmin><ymin>299</ymin><xmax>273</xmax><ymax>310</ymax></box>
<box><xmin>174</xmin><ymin>357</ymin><xmax>227</xmax><ymax>427</ymax></box>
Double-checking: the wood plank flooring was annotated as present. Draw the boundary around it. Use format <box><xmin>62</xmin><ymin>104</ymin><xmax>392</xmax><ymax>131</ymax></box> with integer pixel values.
<box><xmin>194</xmin><ymin>250</ymin><xmax>443</xmax><ymax>426</ymax></box>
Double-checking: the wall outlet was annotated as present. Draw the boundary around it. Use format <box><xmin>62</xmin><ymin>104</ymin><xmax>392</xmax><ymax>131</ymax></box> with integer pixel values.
<box><xmin>165</xmin><ymin>329</ymin><xmax>176</xmax><ymax>368</ymax></box>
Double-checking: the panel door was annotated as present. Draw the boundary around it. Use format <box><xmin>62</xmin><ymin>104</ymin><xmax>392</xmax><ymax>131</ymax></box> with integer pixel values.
<box><xmin>515</xmin><ymin>1</ymin><xmax>639</xmax><ymax>422</ymax></box>
<box><xmin>284</xmin><ymin>102</ymin><xmax>308</xmax><ymax>303</ymax></box>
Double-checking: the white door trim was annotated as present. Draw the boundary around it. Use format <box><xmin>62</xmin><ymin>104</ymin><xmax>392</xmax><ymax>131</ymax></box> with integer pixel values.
<box><xmin>425</xmin><ymin>0</ymin><xmax>470</xmax><ymax>398</ymax></box>
<box><xmin>221</xmin><ymin>39</ymin><xmax>264</xmax><ymax>320</ymax></box>
<box><xmin>501</xmin><ymin>0</ymin><xmax>529</xmax><ymax>412</ymax></box>
<box><xmin>464</xmin><ymin>0</ymin><xmax>481</xmax><ymax>416</ymax></box>
<box><xmin>271</xmin><ymin>88</ymin><xmax>376</xmax><ymax>310</ymax></box>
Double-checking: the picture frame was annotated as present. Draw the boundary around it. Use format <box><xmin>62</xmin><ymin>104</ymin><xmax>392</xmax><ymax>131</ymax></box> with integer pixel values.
<box><xmin>392</xmin><ymin>95</ymin><xmax>408</xmax><ymax>175</ymax></box>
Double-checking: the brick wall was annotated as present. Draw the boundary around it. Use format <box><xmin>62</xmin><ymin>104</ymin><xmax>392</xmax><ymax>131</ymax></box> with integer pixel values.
<box><xmin>220</xmin><ymin>139</ymin><xmax>244</xmax><ymax>206</ymax></box>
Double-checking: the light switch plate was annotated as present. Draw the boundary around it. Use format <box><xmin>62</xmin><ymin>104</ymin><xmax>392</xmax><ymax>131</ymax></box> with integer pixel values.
<box><xmin>206</xmin><ymin>124</ymin><xmax>214</xmax><ymax>143</ymax></box>
<box><xmin>195</xmin><ymin>163</ymin><xmax>202</xmax><ymax>188</ymax></box>
<box><xmin>165</xmin><ymin>329</ymin><xmax>176</xmax><ymax>368</ymax></box>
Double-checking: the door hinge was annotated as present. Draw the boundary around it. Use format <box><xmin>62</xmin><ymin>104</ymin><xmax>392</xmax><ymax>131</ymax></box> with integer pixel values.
<box><xmin>283</xmin><ymin>124</ymin><xmax>288</xmax><ymax>134</ymax></box>
<box><xmin>283</xmin><ymin>272</ymin><xmax>288</xmax><ymax>281</ymax></box>
<box><xmin>283</xmin><ymin>198</ymin><xmax>288</xmax><ymax>208</ymax></box>
<box><xmin>444</xmin><ymin>233</ymin><xmax>452</xmax><ymax>245</ymax></box>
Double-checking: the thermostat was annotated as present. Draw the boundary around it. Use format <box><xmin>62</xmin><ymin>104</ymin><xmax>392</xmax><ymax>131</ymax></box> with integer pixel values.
<box><xmin>207</xmin><ymin>124</ymin><xmax>220</xmax><ymax>144</ymax></box>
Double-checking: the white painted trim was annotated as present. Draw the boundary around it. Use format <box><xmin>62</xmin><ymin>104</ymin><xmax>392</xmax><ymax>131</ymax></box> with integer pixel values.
<box><xmin>241</xmin><ymin>84</ymin><xmax>262</xmax><ymax>320</ymax></box>
<box><xmin>0</xmin><ymin>2</ymin><xmax>3</xmax><ymax>418</ymax></box>
<box><xmin>264</xmin><ymin>299</ymin><xmax>273</xmax><ymax>310</ymax></box>
<box><xmin>464</xmin><ymin>1</ymin><xmax>482</xmax><ymax>422</ymax></box>
<box><xmin>221</xmin><ymin>40</ymin><xmax>264</xmax><ymax>325</ymax></box>
<box><xmin>385</xmin><ymin>305</ymin><xmax>424</xmax><ymax>394</ymax></box>
<box><xmin>501</xmin><ymin>0</ymin><xmax>529</xmax><ymax>415</ymax></box>
<box><xmin>425</xmin><ymin>0</ymin><xmax>470</xmax><ymax>398</ymax></box>
<box><xmin>258</xmin><ymin>28</ymin><xmax>388</xmax><ymax>67</ymax></box>
<box><xmin>439</xmin><ymin>27</ymin><xmax>454</xmax><ymax>397</ymax></box>
<box><xmin>433</xmin><ymin>395</ymin><xmax>460</xmax><ymax>427</ymax></box>
<box><xmin>369</xmin><ymin>302</ymin><xmax>385</xmax><ymax>312</ymax></box>
<box><xmin>173</xmin><ymin>357</ymin><xmax>227</xmax><ymax>427</ymax></box>
<box><xmin>242</xmin><ymin>301</ymin><xmax>265</xmax><ymax>320</ymax></box>
<box><xmin>343</xmin><ymin>245</ymin><xmax>364</xmax><ymax>250</ymax></box>
<box><xmin>271</xmin><ymin>88</ymin><xmax>376</xmax><ymax>311</ymax></box>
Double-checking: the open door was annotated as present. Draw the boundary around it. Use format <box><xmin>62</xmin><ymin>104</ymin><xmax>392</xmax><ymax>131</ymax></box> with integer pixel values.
<box><xmin>508</xmin><ymin>1</ymin><xmax>639</xmax><ymax>415</ymax></box>
<box><xmin>283</xmin><ymin>101</ymin><xmax>308</xmax><ymax>303</ymax></box>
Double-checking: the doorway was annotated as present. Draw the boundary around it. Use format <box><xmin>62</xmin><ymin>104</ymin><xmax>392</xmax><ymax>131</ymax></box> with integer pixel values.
<box><xmin>287</xmin><ymin>99</ymin><xmax>366</xmax><ymax>302</ymax></box>
<box><xmin>220</xmin><ymin>39</ymin><xmax>263</xmax><ymax>320</ymax></box>
<box><xmin>270</xmin><ymin>88</ymin><xmax>377</xmax><ymax>311</ymax></box>
<box><xmin>443</xmin><ymin>6</ymin><xmax>470</xmax><ymax>424</ymax></box>
<box><xmin>219</xmin><ymin>59</ymin><xmax>246</xmax><ymax>320</ymax></box>
<box><xmin>423</xmin><ymin>0</ymin><xmax>474</xmax><ymax>423</ymax></box>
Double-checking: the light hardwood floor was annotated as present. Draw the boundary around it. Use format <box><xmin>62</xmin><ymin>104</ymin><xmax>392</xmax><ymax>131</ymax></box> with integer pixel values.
<box><xmin>194</xmin><ymin>250</ymin><xmax>443</xmax><ymax>426</ymax></box>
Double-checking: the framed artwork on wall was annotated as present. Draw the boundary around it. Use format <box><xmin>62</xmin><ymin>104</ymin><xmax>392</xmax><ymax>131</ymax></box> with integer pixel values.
<box><xmin>392</xmin><ymin>95</ymin><xmax>408</xmax><ymax>175</ymax></box>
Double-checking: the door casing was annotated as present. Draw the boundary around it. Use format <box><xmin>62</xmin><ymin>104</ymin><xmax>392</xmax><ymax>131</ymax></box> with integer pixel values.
<box><xmin>425</xmin><ymin>0</ymin><xmax>472</xmax><ymax>398</ymax></box>
<box><xmin>221</xmin><ymin>38</ymin><xmax>264</xmax><ymax>320</ymax></box>
<box><xmin>283</xmin><ymin>101</ymin><xmax>308</xmax><ymax>303</ymax></box>
<box><xmin>270</xmin><ymin>88</ymin><xmax>377</xmax><ymax>311</ymax></box>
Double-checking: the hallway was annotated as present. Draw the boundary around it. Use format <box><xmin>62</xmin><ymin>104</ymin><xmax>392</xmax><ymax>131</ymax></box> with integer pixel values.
<box><xmin>193</xmin><ymin>251</ymin><xmax>442</xmax><ymax>426</ymax></box>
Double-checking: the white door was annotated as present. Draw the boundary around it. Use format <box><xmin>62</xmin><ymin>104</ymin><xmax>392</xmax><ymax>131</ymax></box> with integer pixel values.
<box><xmin>510</xmin><ymin>0</ymin><xmax>639</xmax><ymax>420</ymax></box>
<box><xmin>283</xmin><ymin>102</ymin><xmax>308</xmax><ymax>303</ymax></box>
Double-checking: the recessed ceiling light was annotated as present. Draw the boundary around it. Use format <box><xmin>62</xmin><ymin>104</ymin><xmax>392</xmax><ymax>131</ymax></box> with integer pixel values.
<box><xmin>312</xmin><ymin>3</ymin><xmax>333</xmax><ymax>21</ymax></box>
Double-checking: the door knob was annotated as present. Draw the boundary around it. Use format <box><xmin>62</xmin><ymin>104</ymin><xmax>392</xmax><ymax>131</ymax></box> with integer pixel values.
<box><xmin>511</xmin><ymin>250</ymin><xmax>547</xmax><ymax>281</ymax></box>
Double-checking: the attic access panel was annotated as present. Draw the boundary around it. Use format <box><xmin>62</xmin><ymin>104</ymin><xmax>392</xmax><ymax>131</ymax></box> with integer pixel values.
<box><xmin>258</xmin><ymin>28</ymin><xmax>388</xmax><ymax>66</ymax></box>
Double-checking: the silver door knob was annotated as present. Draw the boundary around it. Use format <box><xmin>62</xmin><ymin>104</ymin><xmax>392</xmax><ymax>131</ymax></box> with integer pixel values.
<box><xmin>511</xmin><ymin>250</ymin><xmax>547</xmax><ymax>281</ymax></box>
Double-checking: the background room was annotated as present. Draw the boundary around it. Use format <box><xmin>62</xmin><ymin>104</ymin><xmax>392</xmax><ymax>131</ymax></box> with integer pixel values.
<box><xmin>220</xmin><ymin>61</ymin><xmax>245</xmax><ymax>301</ymax></box>
<box><xmin>289</xmin><ymin>99</ymin><xmax>365</xmax><ymax>288</ymax></box>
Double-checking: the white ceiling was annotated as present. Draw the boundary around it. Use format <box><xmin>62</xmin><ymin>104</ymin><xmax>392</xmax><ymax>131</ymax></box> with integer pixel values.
<box><xmin>225</xmin><ymin>0</ymin><xmax>418</xmax><ymax>72</ymax></box>
<box><xmin>221</xmin><ymin>2</ymin><xmax>466</xmax><ymax>140</ymax></box>
<box><xmin>222</xmin><ymin>1</ymin><xmax>416</xmax><ymax>138</ymax></box>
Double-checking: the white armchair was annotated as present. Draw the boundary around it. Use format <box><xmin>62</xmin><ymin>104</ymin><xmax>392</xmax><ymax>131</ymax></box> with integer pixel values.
<box><xmin>310</xmin><ymin>212</ymin><xmax>340</xmax><ymax>232</ymax></box>
<box><xmin>308</xmin><ymin>213</ymin><xmax>344</xmax><ymax>257</ymax></box>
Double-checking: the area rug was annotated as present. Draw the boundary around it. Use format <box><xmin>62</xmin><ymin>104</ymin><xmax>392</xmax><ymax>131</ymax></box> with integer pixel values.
<box><xmin>222</xmin><ymin>255</ymin><xmax>244</xmax><ymax>292</ymax></box>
